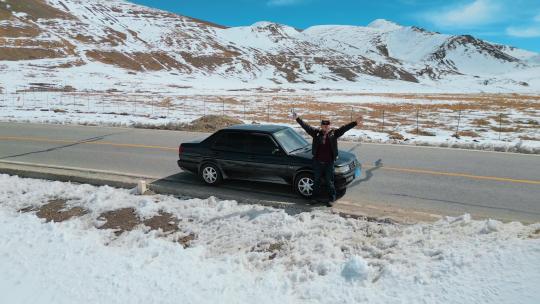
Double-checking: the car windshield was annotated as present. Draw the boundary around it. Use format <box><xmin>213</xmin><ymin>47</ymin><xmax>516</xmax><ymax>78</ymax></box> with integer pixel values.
<box><xmin>273</xmin><ymin>128</ymin><xmax>309</xmax><ymax>153</ymax></box>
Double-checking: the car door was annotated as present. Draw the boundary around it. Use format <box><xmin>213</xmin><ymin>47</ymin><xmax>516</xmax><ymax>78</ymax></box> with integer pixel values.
<box><xmin>245</xmin><ymin>133</ymin><xmax>289</xmax><ymax>183</ymax></box>
<box><xmin>210</xmin><ymin>131</ymin><xmax>249</xmax><ymax>178</ymax></box>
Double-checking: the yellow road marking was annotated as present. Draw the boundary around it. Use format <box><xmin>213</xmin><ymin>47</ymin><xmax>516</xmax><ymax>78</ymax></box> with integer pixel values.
<box><xmin>364</xmin><ymin>165</ymin><xmax>540</xmax><ymax>185</ymax></box>
<box><xmin>2</xmin><ymin>135</ymin><xmax>539</xmax><ymax>185</ymax></box>
<box><xmin>0</xmin><ymin>136</ymin><xmax>177</xmax><ymax>151</ymax></box>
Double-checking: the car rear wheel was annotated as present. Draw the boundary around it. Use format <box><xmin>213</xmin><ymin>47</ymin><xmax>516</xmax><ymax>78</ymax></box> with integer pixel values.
<box><xmin>295</xmin><ymin>173</ymin><xmax>314</xmax><ymax>198</ymax></box>
<box><xmin>199</xmin><ymin>163</ymin><xmax>223</xmax><ymax>185</ymax></box>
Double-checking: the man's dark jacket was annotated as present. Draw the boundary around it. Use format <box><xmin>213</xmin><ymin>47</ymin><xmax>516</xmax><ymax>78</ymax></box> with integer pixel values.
<box><xmin>296</xmin><ymin>117</ymin><xmax>357</xmax><ymax>161</ymax></box>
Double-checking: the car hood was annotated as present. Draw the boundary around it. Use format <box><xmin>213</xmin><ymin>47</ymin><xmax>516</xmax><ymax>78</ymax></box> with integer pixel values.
<box><xmin>292</xmin><ymin>148</ymin><xmax>356</xmax><ymax>165</ymax></box>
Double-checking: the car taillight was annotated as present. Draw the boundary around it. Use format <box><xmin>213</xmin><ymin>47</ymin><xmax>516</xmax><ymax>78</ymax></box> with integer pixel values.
<box><xmin>179</xmin><ymin>145</ymin><xmax>184</xmax><ymax>155</ymax></box>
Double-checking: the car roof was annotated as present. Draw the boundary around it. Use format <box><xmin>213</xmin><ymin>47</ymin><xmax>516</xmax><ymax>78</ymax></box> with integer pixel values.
<box><xmin>222</xmin><ymin>124</ymin><xmax>289</xmax><ymax>133</ymax></box>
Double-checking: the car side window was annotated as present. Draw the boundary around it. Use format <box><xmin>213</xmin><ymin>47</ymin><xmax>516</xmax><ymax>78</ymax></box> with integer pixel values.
<box><xmin>212</xmin><ymin>132</ymin><xmax>247</xmax><ymax>152</ymax></box>
<box><xmin>248</xmin><ymin>134</ymin><xmax>279</xmax><ymax>155</ymax></box>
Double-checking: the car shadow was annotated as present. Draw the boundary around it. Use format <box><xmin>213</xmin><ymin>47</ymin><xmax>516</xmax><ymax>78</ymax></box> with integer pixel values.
<box><xmin>150</xmin><ymin>171</ymin><xmax>321</xmax><ymax>215</ymax></box>
<box><xmin>348</xmin><ymin>158</ymin><xmax>383</xmax><ymax>187</ymax></box>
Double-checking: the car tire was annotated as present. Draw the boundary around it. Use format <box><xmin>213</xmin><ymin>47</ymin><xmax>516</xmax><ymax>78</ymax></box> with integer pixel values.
<box><xmin>294</xmin><ymin>172</ymin><xmax>314</xmax><ymax>198</ymax></box>
<box><xmin>199</xmin><ymin>163</ymin><xmax>223</xmax><ymax>186</ymax></box>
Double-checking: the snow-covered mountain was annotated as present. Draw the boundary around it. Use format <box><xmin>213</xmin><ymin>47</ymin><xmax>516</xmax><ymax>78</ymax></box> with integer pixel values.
<box><xmin>1</xmin><ymin>0</ymin><xmax>539</xmax><ymax>92</ymax></box>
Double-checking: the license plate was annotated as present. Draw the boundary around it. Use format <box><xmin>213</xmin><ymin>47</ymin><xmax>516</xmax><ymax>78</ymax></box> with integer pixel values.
<box><xmin>354</xmin><ymin>167</ymin><xmax>361</xmax><ymax>178</ymax></box>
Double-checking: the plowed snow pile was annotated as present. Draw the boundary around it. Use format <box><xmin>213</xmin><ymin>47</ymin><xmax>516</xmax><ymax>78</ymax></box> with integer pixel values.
<box><xmin>0</xmin><ymin>174</ymin><xmax>539</xmax><ymax>304</ymax></box>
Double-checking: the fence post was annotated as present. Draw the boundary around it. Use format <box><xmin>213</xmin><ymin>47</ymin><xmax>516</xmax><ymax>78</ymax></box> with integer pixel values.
<box><xmin>498</xmin><ymin>114</ymin><xmax>502</xmax><ymax>140</ymax></box>
<box><xmin>243</xmin><ymin>102</ymin><xmax>246</xmax><ymax>121</ymax></box>
<box><xmin>381</xmin><ymin>110</ymin><xmax>385</xmax><ymax>132</ymax></box>
<box><xmin>455</xmin><ymin>109</ymin><xmax>461</xmax><ymax>136</ymax></box>
<box><xmin>416</xmin><ymin>109</ymin><xmax>419</xmax><ymax>135</ymax></box>
<box><xmin>222</xmin><ymin>99</ymin><xmax>225</xmax><ymax>117</ymax></box>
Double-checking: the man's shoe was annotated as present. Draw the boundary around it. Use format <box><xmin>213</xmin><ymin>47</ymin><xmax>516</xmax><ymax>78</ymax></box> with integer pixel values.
<box><xmin>326</xmin><ymin>196</ymin><xmax>337</xmax><ymax>207</ymax></box>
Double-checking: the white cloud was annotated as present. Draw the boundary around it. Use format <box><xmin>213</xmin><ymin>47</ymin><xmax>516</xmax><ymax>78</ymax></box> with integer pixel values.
<box><xmin>506</xmin><ymin>26</ymin><xmax>540</xmax><ymax>38</ymax></box>
<box><xmin>505</xmin><ymin>11</ymin><xmax>540</xmax><ymax>38</ymax></box>
<box><xmin>423</xmin><ymin>0</ymin><xmax>501</xmax><ymax>28</ymax></box>
<box><xmin>267</xmin><ymin>0</ymin><xmax>306</xmax><ymax>6</ymax></box>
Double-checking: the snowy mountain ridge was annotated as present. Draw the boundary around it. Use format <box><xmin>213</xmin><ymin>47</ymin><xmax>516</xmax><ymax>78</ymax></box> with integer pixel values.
<box><xmin>0</xmin><ymin>0</ymin><xmax>539</xmax><ymax>92</ymax></box>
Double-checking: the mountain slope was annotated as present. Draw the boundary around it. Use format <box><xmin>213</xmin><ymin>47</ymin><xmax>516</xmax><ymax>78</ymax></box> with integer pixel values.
<box><xmin>0</xmin><ymin>0</ymin><xmax>538</xmax><ymax>92</ymax></box>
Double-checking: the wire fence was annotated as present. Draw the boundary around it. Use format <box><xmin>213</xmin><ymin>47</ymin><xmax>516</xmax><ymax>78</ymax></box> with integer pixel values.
<box><xmin>1</xmin><ymin>88</ymin><xmax>538</xmax><ymax>140</ymax></box>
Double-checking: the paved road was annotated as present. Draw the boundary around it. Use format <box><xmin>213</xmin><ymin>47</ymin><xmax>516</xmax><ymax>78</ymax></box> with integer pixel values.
<box><xmin>1</xmin><ymin>122</ymin><xmax>539</xmax><ymax>222</ymax></box>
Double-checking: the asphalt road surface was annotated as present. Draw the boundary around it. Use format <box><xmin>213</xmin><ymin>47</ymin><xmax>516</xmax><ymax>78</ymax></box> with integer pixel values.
<box><xmin>1</xmin><ymin>122</ymin><xmax>539</xmax><ymax>222</ymax></box>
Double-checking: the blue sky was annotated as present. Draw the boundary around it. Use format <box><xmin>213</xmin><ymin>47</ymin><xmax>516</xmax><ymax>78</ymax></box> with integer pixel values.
<box><xmin>128</xmin><ymin>0</ymin><xmax>540</xmax><ymax>52</ymax></box>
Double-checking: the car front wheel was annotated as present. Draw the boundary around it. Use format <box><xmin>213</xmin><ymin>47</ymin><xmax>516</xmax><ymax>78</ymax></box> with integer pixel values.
<box><xmin>295</xmin><ymin>173</ymin><xmax>314</xmax><ymax>198</ymax></box>
<box><xmin>199</xmin><ymin>163</ymin><xmax>223</xmax><ymax>186</ymax></box>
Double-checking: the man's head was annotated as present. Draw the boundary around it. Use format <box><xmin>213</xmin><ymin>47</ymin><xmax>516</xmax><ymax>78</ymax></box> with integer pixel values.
<box><xmin>321</xmin><ymin>119</ymin><xmax>331</xmax><ymax>133</ymax></box>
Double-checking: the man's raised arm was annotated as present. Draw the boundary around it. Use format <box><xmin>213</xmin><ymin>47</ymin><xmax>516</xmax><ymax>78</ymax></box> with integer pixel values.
<box><xmin>334</xmin><ymin>116</ymin><xmax>363</xmax><ymax>138</ymax></box>
<box><xmin>293</xmin><ymin>112</ymin><xmax>318</xmax><ymax>137</ymax></box>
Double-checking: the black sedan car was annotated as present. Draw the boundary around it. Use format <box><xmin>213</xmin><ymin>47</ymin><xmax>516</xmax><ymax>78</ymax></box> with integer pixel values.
<box><xmin>177</xmin><ymin>124</ymin><xmax>361</xmax><ymax>198</ymax></box>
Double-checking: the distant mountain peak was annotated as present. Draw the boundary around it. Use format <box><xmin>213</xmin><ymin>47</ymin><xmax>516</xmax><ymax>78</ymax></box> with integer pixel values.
<box><xmin>251</xmin><ymin>21</ymin><xmax>278</xmax><ymax>28</ymax></box>
<box><xmin>248</xmin><ymin>21</ymin><xmax>300</xmax><ymax>37</ymax></box>
<box><xmin>367</xmin><ymin>19</ymin><xmax>402</xmax><ymax>31</ymax></box>
<box><xmin>250</xmin><ymin>21</ymin><xmax>294</xmax><ymax>30</ymax></box>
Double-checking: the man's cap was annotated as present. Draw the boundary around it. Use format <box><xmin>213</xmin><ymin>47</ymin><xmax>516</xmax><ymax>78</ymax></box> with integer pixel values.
<box><xmin>321</xmin><ymin>120</ymin><xmax>331</xmax><ymax>125</ymax></box>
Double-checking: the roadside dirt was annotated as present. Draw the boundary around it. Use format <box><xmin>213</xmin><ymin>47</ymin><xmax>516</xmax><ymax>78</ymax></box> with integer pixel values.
<box><xmin>18</xmin><ymin>196</ymin><xmax>196</xmax><ymax>246</ymax></box>
<box><xmin>133</xmin><ymin>115</ymin><xmax>243</xmax><ymax>132</ymax></box>
<box><xmin>97</xmin><ymin>207</ymin><xmax>140</xmax><ymax>235</ymax></box>
<box><xmin>142</xmin><ymin>211</ymin><xmax>180</xmax><ymax>233</ymax></box>
<box><xmin>19</xmin><ymin>199</ymin><xmax>88</xmax><ymax>222</ymax></box>
<box><xmin>188</xmin><ymin>115</ymin><xmax>243</xmax><ymax>131</ymax></box>
<box><xmin>96</xmin><ymin>207</ymin><xmax>196</xmax><ymax>246</ymax></box>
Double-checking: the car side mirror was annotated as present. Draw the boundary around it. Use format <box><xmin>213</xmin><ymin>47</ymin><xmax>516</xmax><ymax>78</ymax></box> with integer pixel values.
<box><xmin>272</xmin><ymin>148</ymin><xmax>282</xmax><ymax>155</ymax></box>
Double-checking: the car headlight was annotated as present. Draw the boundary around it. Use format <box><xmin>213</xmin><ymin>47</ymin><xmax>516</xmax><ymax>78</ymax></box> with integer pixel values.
<box><xmin>334</xmin><ymin>165</ymin><xmax>350</xmax><ymax>174</ymax></box>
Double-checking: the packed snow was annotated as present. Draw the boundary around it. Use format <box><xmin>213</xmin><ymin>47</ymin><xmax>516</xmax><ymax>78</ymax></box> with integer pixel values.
<box><xmin>1</xmin><ymin>174</ymin><xmax>539</xmax><ymax>303</ymax></box>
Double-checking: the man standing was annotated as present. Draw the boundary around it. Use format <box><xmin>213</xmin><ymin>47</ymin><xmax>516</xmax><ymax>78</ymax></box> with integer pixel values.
<box><xmin>293</xmin><ymin>112</ymin><xmax>362</xmax><ymax>206</ymax></box>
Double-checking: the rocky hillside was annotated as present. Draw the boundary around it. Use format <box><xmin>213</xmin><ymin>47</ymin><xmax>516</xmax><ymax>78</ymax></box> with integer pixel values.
<box><xmin>0</xmin><ymin>0</ymin><xmax>539</xmax><ymax>92</ymax></box>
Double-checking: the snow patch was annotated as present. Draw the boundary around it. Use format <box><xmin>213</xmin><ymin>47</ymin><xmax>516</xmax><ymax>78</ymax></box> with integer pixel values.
<box><xmin>341</xmin><ymin>255</ymin><xmax>370</xmax><ymax>282</ymax></box>
<box><xmin>367</xmin><ymin>19</ymin><xmax>403</xmax><ymax>31</ymax></box>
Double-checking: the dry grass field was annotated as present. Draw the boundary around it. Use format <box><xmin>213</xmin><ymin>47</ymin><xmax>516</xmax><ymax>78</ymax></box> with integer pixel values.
<box><xmin>1</xmin><ymin>90</ymin><xmax>538</xmax><ymax>152</ymax></box>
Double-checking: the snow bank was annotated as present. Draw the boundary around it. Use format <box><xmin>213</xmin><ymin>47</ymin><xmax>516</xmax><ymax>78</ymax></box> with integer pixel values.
<box><xmin>0</xmin><ymin>174</ymin><xmax>539</xmax><ymax>303</ymax></box>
